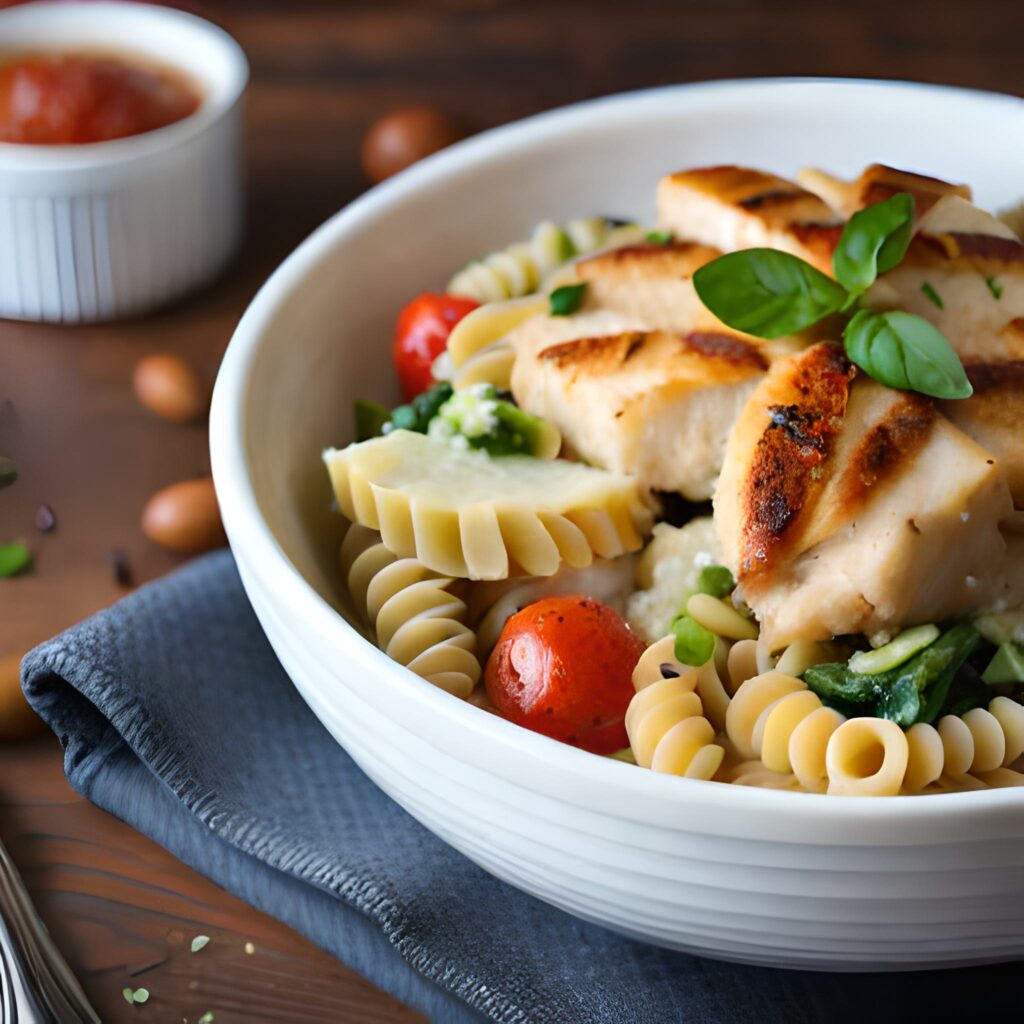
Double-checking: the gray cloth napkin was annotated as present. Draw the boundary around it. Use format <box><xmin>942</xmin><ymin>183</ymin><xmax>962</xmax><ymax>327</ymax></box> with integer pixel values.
<box><xmin>20</xmin><ymin>551</ymin><xmax>1018</xmax><ymax>1023</ymax></box>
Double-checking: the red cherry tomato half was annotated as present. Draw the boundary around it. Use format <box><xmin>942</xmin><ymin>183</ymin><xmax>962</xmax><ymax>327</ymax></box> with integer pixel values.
<box><xmin>392</xmin><ymin>293</ymin><xmax>478</xmax><ymax>400</ymax></box>
<box><xmin>485</xmin><ymin>595</ymin><xmax>645</xmax><ymax>754</ymax></box>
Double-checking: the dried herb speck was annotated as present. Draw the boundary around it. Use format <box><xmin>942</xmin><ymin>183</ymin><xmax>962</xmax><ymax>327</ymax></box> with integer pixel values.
<box><xmin>0</xmin><ymin>456</ymin><xmax>15</xmax><ymax>490</ymax></box>
<box><xmin>35</xmin><ymin>504</ymin><xmax>56</xmax><ymax>532</ymax></box>
<box><xmin>0</xmin><ymin>541</ymin><xmax>31</xmax><ymax>578</ymax></box>
<box><xmin>109</xmin><ymin>549</ymin><xmax>134</xmax><ymax>588</ymax></box>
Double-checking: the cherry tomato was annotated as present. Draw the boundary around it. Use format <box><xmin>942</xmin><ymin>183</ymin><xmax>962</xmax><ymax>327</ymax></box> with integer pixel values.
<box><xmin>485</xmin><ymin>596</ymin><xmax>645</xmax><ymax>754</ymax></box>
<box><xmin>393</xmin><ymin>293</ymin><xmax>478</xmax><ymax>400</ymax></box>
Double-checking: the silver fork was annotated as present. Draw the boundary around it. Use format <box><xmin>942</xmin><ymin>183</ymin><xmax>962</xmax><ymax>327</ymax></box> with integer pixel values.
<box><xmin>0</xmin><ymin>834</ymin><xmax>99</xmax><ymax>1024</ymax></box>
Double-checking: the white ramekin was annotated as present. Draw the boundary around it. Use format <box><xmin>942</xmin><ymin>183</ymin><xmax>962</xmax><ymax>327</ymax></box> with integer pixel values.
<box><xmin>0</xmin><ymin>2</ymin><xmax>248</xmax><ymax>323</ymax></box>
<box><xmin>212</xmin><ymin>79</ymin><xmax>1024</xmax><ymax>971</ymax></box>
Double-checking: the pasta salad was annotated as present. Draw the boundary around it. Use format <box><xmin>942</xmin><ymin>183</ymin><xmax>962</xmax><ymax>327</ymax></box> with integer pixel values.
<box><xmin>324</xmin><ymin>163</ymin><xmax>1024</xmax><ymax>796</ymax></box>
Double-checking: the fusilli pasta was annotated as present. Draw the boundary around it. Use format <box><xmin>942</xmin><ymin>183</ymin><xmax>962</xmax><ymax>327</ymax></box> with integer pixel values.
<box><xmin>340</xmin><ymin>524</ymin><xmax>480</xmax><ymax>699</ymax></box>
<box><xmin>446</xmin><ymin>219</ymin><xmax>645</xmax><ymax>303</ymax></box>
<box><xmin>626</xmin><ymin>635</ymin><xmax>724</xmax><ymax>779</ymax></box>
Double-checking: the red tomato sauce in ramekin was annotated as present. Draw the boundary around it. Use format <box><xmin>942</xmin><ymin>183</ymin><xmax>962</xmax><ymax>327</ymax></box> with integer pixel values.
<box><xmin>0</xmin><ymin>52</ymin><xmax>201</xmax><ymax>145</ymax></box>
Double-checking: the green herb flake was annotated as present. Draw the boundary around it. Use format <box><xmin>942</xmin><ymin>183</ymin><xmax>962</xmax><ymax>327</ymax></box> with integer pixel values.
<box><xmin>0</xmin><ymin>541</ymin><xmax>31</xmax><ymax>578</ymax></box>
<box><xmin>696</xmin><ymin>564</ymin><xmax>735</xmax><ymax>599</ymax></box>
<box><xmin>190</xmin><ymin>934</ymin><xmax>210</xmax><ymax>953</ymax></box>
<box><xmin>0</xmin><ymin>456</ymin><xmax>15</xmax><ymax>490</ymax></box>
<box><xmin>671</xmin><ymin>613</ymin><xmax>716</xmax><ymax>667</ymax></box>
<box><xmin>132</xmin><ymin>988</ymin><xmax>149</xmax><ymax>1005</ymax></box>
<box><xmin>198</xmin><ymin>1013</ymin><xmax>216</xmax><ymax>1024</ymax></box>
<box><xmin>353</xmin><ymin>400</ymin><xmax>390</xmax><ymax>442</ymax></box>
<box><xmin>548</xmin><ymin>283</ymin><xmax>587</xmax><ymax>317</ymax></box>
<box><xmin>985</xmin><ymin>276</ymin><xmax>1004</xmax><ymax>300</ymax></box>
<box><xmin>644</xmin><ymin>229</ymin><xmax>673</xmax><ymax>245</ymax></box>
<box><xmin>123</xmin><ymin>987</ymin><xmax>135</xmax><ymax>1005</ymax></box>
<box><xmin>920</xmin><ymin>281</ymin><xmax>944</xmax><ymax>309</ymax></box>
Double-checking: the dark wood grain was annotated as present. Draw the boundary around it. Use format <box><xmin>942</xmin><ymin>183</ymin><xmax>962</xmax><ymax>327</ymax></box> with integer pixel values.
<box><xmin>1</xmin><ymin>1</ymin><xmax>1023</xmax><ymax>1021</ymax></box>
<box><xmin>0</xmin><ymin>736</ymin><xmax>424</xmax><ymax>1023</ymax></box>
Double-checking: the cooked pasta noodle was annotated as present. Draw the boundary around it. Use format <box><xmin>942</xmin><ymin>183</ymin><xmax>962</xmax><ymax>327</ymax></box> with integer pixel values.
<box><xmin>825</xmin><ymin>718</ymin><xmax>909</xmax><ymax>796</ymax></box>
<box><xmin>686</xmin><ymin>593</ymin><xmax>758</xmax><ymax>641</ymax></box>
<box><xmin>325</xmin><ymin>430</ymin><xmax>650</xmax><ymax>580</ymax></box>
<box><xmin>340</xmin><ymin>524</ymin><xmax>480</xmax><ymax>698</ymax></box>
<box><xmin>627</xmin><ymin>635</ymin><xmax>724</xmax><ymax>779</ymax></box>
<box><xmin>446</xmin><ymin>219</ymin><xmax>645</xmax><ymax>303</ymax></box>
<box><xmin>902</xmin><ymin>697</ymin><xmax>1024</xmax><ymax>789</ymax></box>
<box><xmin>446</xmin><ymin>295</ymin><xmax>547</xmax><ymax>371</ymax></box>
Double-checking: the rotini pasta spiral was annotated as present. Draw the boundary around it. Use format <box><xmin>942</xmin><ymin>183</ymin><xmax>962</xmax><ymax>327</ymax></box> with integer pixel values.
<box><xmin>340</xmin><ymin>524</ymin><xmax>480</xmax><ymax>699</ymax></box>
<box><xmin>446</xmin><ymin>219</ymin><xmax>645</xmax><ymax>303</ymax></box>
<box><xmin>725</xmin><ymin>671</ymin><xmax>845</xmax><ymax>791</ymax></box>
<box><xmin>900</xmin><ymin>697</ymin><xmax>1024</xmax><ymax>791</ymax></box>
<box><xmin>625</xmin><ymin>635</ymin><xmax>725</xmax><ymax>779</ymax></box>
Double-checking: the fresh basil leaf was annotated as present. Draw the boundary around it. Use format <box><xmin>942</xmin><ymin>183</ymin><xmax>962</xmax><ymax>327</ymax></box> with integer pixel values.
<box><xmin>693</xmin><ymin>249</ymin><xmax>848</xmax><ymax>339</ymax></box>
<box><xmin>843</xmin><ymin>309</ymin><xmax>972</xmax><ymax>399</ymax></box>
<box><xmin>985</xmin><ymin>276</ymin><xmax>1003</xmax><ymax>300</ymax></box>
<box><xmin>0</xmin><ymin>541</ymin><xmax>31</xmax><ymax>578</ymax></box>
<box><xmin>549</xmin><ymin>283</ymin><xmax>587</xmax><ymax>316</ymax></box>
<box><xmin>354</xmin><ymin>399</ymin><xmax>391</xmax><ymax>441</ymax></box>
<box><xmin>831</xmin><ymin>192</ymin><xmax>915</xmax><ymax>295</ymax></box>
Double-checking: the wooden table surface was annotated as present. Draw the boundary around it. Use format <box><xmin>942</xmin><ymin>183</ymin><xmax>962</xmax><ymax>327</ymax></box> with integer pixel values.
<box><xmin>2</xmin><ymin>1</ymin><xmax>1023</xmax><ymax>1021</ymax></box>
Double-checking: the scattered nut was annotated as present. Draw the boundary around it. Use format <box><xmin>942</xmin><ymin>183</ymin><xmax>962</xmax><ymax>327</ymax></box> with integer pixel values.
<box><xmin>0</xmin><ymin>654</ymin><xmax>44</xmax><ymax>741</ymax></box>
<box><xmin>35</xmin><ymin>504</ymin><xmax>56</xmax><ymax>532</ymax></box>
<box><xmin>133</xmin><ymin>353</ymin><xmax>207</xmax><ymax>424</ymax></box>
<box><xmin>141</xmin><ymin>478</ymin><xmax>225</xmax><ymax>553</ymax></box>
<box><xmin>360</xmin><ymin>105</ymin><xmax>463</xmax><ymax>184</ymax></box>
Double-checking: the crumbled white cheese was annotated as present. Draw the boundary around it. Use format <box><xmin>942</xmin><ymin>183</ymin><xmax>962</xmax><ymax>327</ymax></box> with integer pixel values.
<box><xmin>694</xmin><ymin>550</ymin><xmax>715</xmax><ymax>569</ymax></box>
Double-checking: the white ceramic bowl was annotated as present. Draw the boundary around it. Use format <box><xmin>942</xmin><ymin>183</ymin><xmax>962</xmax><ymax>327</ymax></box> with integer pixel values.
<box><xmin>0</xmin><ymin>1</ymin><xmax>247</xmax><ymax>323</ymax></box>
<box><xmin>211</xmin><ymin>79</ymin><xmax>1024</xmax><ymax>971</ymax></box>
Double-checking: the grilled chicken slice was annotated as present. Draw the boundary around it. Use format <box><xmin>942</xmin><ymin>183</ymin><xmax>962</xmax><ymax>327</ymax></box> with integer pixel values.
<box><xmin>655</xmin><ymin>166</ymin><xmax>844</xmax><ymax>274</ymax></box>
<box><xmin>797</xmin><ymin>163</ymin><xmax>971</xmax><ymax>218</ymax></box>
<box><xmin>508</xmin><ymin>242</ymin><xmax>797</xmax><ymax>499</ymax></box>
<box><xmin>864</xmin><ymin>194</ymin><xmax>1024</xmax><ymax>506</ymax></box>
<box><xmin>715</xmin><ymin>342</ymin><xmax>1014</xmax><ymax>648</ymax></box>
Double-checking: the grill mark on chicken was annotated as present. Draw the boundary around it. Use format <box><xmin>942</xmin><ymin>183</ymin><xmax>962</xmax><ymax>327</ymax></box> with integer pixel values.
<box><xmin>790</xmin><ymin>221</ymin><xmax>845</xmax><ymax>254</ymax></box>
<box><xmin>964</xmin><ymin>358</ymin><xmax>1024</xmax><ymax>393</ymax></box>
<box><xmin>739</xmin><ymin>343</ymin><xmax>854</xmax><ymax>579</ymax></box>
<box><xmin>909</xmin><ymin>232</ymin><xmax>1024</xmax><ymax>270</ymax></box>
<box><xmin>682</xmin><ymin>332</ymin><xmax>768</xmax><ymax>369</ymax></box>
<box><xmin>737</xmin><ymin>188</ymin><xmax>808</xmax><ymax>210</ymax></box>
<box><xmin>537</xmin><ymin>332</ymin><xmax>644</xmax><ymax>370</ymax></box>
<box><xmin>840</xmin><ymin>165</ymin><xmax>971</xmax><ymax>216</ymax></box>
<box><xmin>575</xmin><ymin>241</ymin><xmax>719</xmax><ymax>281</ymax></box>
<box><xmin>536</xmin><ymin>330</ymin><xmax>765</xmax><ymax>375</ymax></box>
<box><xmin>837</xmin><ymin>395</ymin><xmax>936</xmax><ymax>512</ymax></box>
